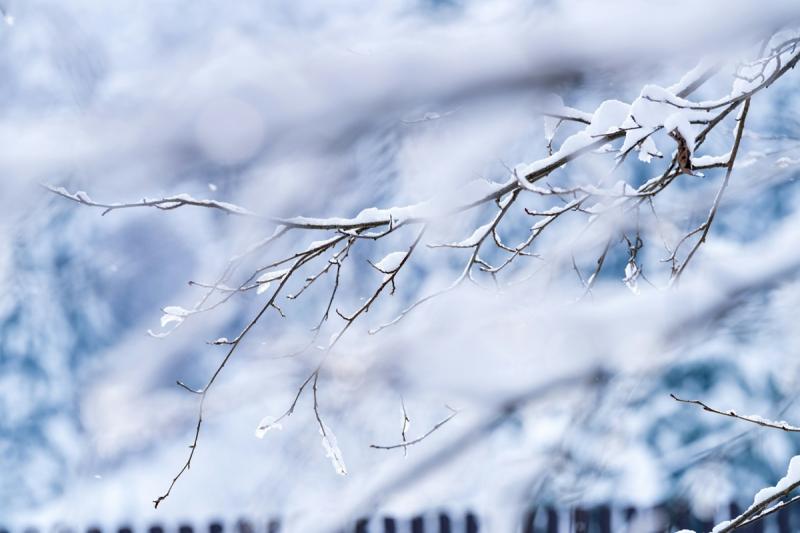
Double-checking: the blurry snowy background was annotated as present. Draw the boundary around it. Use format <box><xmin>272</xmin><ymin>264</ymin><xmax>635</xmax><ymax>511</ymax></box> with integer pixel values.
<box><xmin>3</xmin><ymin>0</ymin><xmax>800</xmax><ymax>530</ymax></box>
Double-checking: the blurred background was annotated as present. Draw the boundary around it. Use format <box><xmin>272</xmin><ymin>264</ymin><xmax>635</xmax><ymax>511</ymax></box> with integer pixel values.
<box><xmin>3</xmin><ymin>0</ymin><xmax>800</xmax><ymax>531</ymax></box>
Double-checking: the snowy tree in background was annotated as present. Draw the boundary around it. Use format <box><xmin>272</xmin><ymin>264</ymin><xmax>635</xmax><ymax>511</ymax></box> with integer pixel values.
<box><xmin>5</xmin><ymin>1</ymin><xmax>800</xmax><ymax>531</ymax></box>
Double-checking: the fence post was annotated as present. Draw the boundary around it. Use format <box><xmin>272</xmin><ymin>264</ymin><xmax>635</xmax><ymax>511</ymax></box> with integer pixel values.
<box><xmin>573</xmin><ymin>508</ymin><xmax>589</xmax><ymax>533</ymax></box>
<box><xmin>438</xmin><ymin>513</ymin><xmax>451</xmax><ymax>533</ymax></box>
<box><xmin>592</xmin><ymin>505</ymin><xmax>611</xmax><ymax>533</ymax></box>
<box><xmin>545</xmin><ymin>507</ymin><xmax>558</xmax><ymax>533</ymax></box>
<box><xmin>382</xmin><ymin>517</ymin><xmax>397</xmax><ymax>533</ymax></box>
<box><xmin>465</xmin><ymin>512</ymin><xmax>479</xmax><ymax>533</ymax></box>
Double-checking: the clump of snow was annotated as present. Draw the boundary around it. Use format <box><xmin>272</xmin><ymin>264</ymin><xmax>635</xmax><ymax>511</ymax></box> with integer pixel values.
<box><xmin>638</xmin><ymin>136</ymin><xmax>661</xmax><ymax>163</ymax></box>
<box><xmin>286</xmin><ymin>178</ymin><xmax>510</xmax><ymax>229</ymax></box>
<box><xmin>160</xmin><ymin>306</ymin><xmax>191</xmax><ymax>327</ymax></box>
<box><xmin>256</xmin><ymin>268</ymin><xmax>289</xmax><ymax>294</ymax></box>
<box><xmin>623</xmin><ymin>261</ymin><xmax>641</xmax><ymax>295</ymax></box>
<box><xmin>618</xmin><ymin>85</ymin><xmax>703</xmax><ymax>158</ymax></box>
<box><xmin>752</xmin><ymin>455</ymin><xmax>800</xmax><ymax>506</ymax></box>
<box><xmin>663</xmin><ymin>112</ymin><xmax>696</xmax><ymax>155</ymax></box>
<box><xmin>287</xmin><ymin>203</ymin><xmax>427</xmax><ymax>228</ymax></box>
<box><xmin>255</xmin><ymin>416</ymin><xmax>283</xmax><ymax>439</ymax></box>
<box><xmin>693</xmin><ymin>152</ymin><xmax>731</xmax><ymax>167</ymax></box>
<box><xmin>744</xmin><ymin>414</ymin><xmax>800</xmax><ymax>430</ymax></box>
<box><xmin>667</xmin><ymin>58</ymin><xmax>716</xmax><ymax>95</ymax></box>
<box><xmin>711</xmin><ymin>521</ymin><xmax>731</xmax><ymax>533</ymax></box>
<box><xmin>432</xmin><ymin>221</ymin><xmax>494</xmax><ymax>248</ymax></box>
<box><xmin>586</xmin><ymin>99</ymin><xmax>630</xmax><ymax>137</ymax></box>
<box><xmin>319</xmin><ymin>421</ymin><xmax>348</xmax><ymax>475</ymax></box>
<box><xmin>305</xmin><ymin>236</ymin><xmax>341</xmax><ymax>252</ymax></box>
<box><xmin>372</xmin><ymin>251</ymin><xmax>408</xmax><ymax>273</ymax></box>
<box><xmin>515</xmin><ymin>131</ymin><xmax>596</xmax><ymax>188</ymax></box>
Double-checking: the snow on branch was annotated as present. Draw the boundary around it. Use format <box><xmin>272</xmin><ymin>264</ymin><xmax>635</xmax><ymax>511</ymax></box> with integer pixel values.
<box><xmin>671</xmin><ymin>394</ymin><xmax>800</xmax><ymax>433</ymax></box>
<box><xmin>677</xmin><ymin>456</ymin><xmax>800</xmax><ymax>533</ymax></box>
<box><xmin>44</xmin><ymin>184</ymin><xmax>257</xmax><ymax>217</ymax></box>
<box><xmin>46</xmin><ymin>30</ymin><xmax>800</xmax><ymax>510</ymax></box>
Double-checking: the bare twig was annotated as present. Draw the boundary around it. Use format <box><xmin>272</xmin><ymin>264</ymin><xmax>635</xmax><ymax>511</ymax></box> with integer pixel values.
<box><xmin>371</xmin><ymin>406</ymin><xmax>459</xmax><ymax>452</ymax></box>
<box><xmin>670</xmin><ymin>394</ymin><xmax>800</xmax><ymax>432</ymax></box>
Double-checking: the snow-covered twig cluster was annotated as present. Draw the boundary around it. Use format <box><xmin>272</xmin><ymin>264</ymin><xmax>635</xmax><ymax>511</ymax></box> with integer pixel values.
<box><xmin>48</xmin><ymin>29</ymin><xmax>800</xmax><ymax>513</ymax></box>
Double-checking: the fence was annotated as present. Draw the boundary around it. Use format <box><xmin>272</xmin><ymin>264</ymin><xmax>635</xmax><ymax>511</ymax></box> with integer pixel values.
<box><xmin>1</xmin><ymin>501</ymin><xmax>794</xmax><ymax>533</ymax></box>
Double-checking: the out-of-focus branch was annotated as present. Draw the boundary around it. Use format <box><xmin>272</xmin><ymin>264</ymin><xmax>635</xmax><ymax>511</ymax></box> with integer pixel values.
<box><xmin>370</xmin><ymin>406</ymin><xmax>458</xmax><ymax>452</ymax></box>
<box><xmin>671</xmin><ymin>394</ymin><xmax>800</xmax><ymax>432</ymax></box>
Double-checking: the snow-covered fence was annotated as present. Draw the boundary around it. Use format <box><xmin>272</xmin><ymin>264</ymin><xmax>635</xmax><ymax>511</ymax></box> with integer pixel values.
<box><xmin>3</xmin><ymin>502</ymin><xmax>798</xmax><ymax>533</ymax></box>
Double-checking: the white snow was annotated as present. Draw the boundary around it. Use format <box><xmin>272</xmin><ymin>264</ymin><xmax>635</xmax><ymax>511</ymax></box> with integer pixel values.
<box><xmin>667</xmin><ymin>58</ymin><xmax>717</xmax><ymax>95</ymax></box>
<box><xmin>618</xmin><ymin>85</ymin><xmax>705</xmax><ymax>158</ymax></box>
<box><xmin>516</xmin><ymin>131</ymin><xmax>596</xmax><ymax>188</ymax></box>
<box><xmin>586</xmin><ymin>99</ymin><xmax>630</xmax><ymax>137</ymax></box>
<box><xmin>257</xmin><ymin>269</ymin><xmax>289</xmax><ymax>284</ymax></box>
<box><xmin>743</xmin><ymin>414</ymin><xmax>800</xmax><ymax>431</ymax></box>
<box><xmin>638</xmin><ymin>135</ymin><xmax>661</xmax><ymax>163</ymax></box>
<box><xmin>319</xmin><ymin>421</ymin><xmax>348</xmax><ymax>476</ymax></box>
<box><xmin>256</xmin><ymin>268</ymin><xmax>289</xmax><ymax>294</ymax></box>
<box><xmin>761</xmin><ymin>455</ymin><xmax>800</xmax><ymax>502</ymax></box>
<box><xmin>159</xmin><ymin>306</ymin><xmax>191</xmax><ymax>327</ymax></box>
<box><xmin>433</xmin><ymin>221</ymin><xmax>494</xmax><ymax>248</ymax></box>
<box><xmin>372</xmin><ymin>251</ymin><xmax>408</xmax><ymax>273</ymax></box>
<box><xmin>306</xmin><ymin>236</ymin><xmax>341</xmax><ymax>252</ymax></box>
<box><xmin>256</xmin><ymin>282</ymin><xmax>272</xmax><ymax>295</ymax></box>
<box><xmin>663</xmin><ymin>112</ymin><xmax>697</xmax><ymax>155</ymax></box>
<box><xmin>711</xmin><ymin>521</ymin><xmax>731</xmax><ymax>533</ymax></box>
<box><xmin>254</xmin><ymin>416</ymin><xmax>283</xmax><ymax>439</ymax></box>
<box><xmin>544</xmin><ymin>114</ymin><xmax>560</xmax><ymax>145</ymax></box>
<box><xmin>285</xmin><ymin>179</ymin><xmax>509</xmax><ymax>228</ymax></box>
<box><xmin>167</xmin><ymin>193</ymin><xmax>255</xmax><ymax>216</ymax></box>
<box><xmin>47</xmin><ymin>185</ymin><xmax>255</xmax><ymax>216</ymax></box>
<box><xmin>693</xmin><ymin>152</ymin><xmax>731</xmax><ymax>167</ymax></box>
<box><xmin>623</xmin><ymin>261</ymin><xmax>641</xmax><ymax>295</ymax></box>
<box><xmin>543</xmin><ymin>94</ymin><xmax>593</xmax><ymax>125</ymax></box>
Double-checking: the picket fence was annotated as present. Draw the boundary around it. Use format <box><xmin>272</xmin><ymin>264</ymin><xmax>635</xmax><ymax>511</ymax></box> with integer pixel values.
<box><xmin>1</xmin><ymin>501</ymin><xmax>793</xmax><ymax>533</ymax></box>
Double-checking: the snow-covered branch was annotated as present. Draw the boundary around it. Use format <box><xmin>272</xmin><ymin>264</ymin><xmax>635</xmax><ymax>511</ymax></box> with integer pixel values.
<box><xmin>671</xmin><ymin>394</ymin><xmax>800</xmax><ymax>433</ymax></box>
<box><xmin>45</xmin><ymin>28</ymin><xmax>800</xmax><ymax>512</ymax></box>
